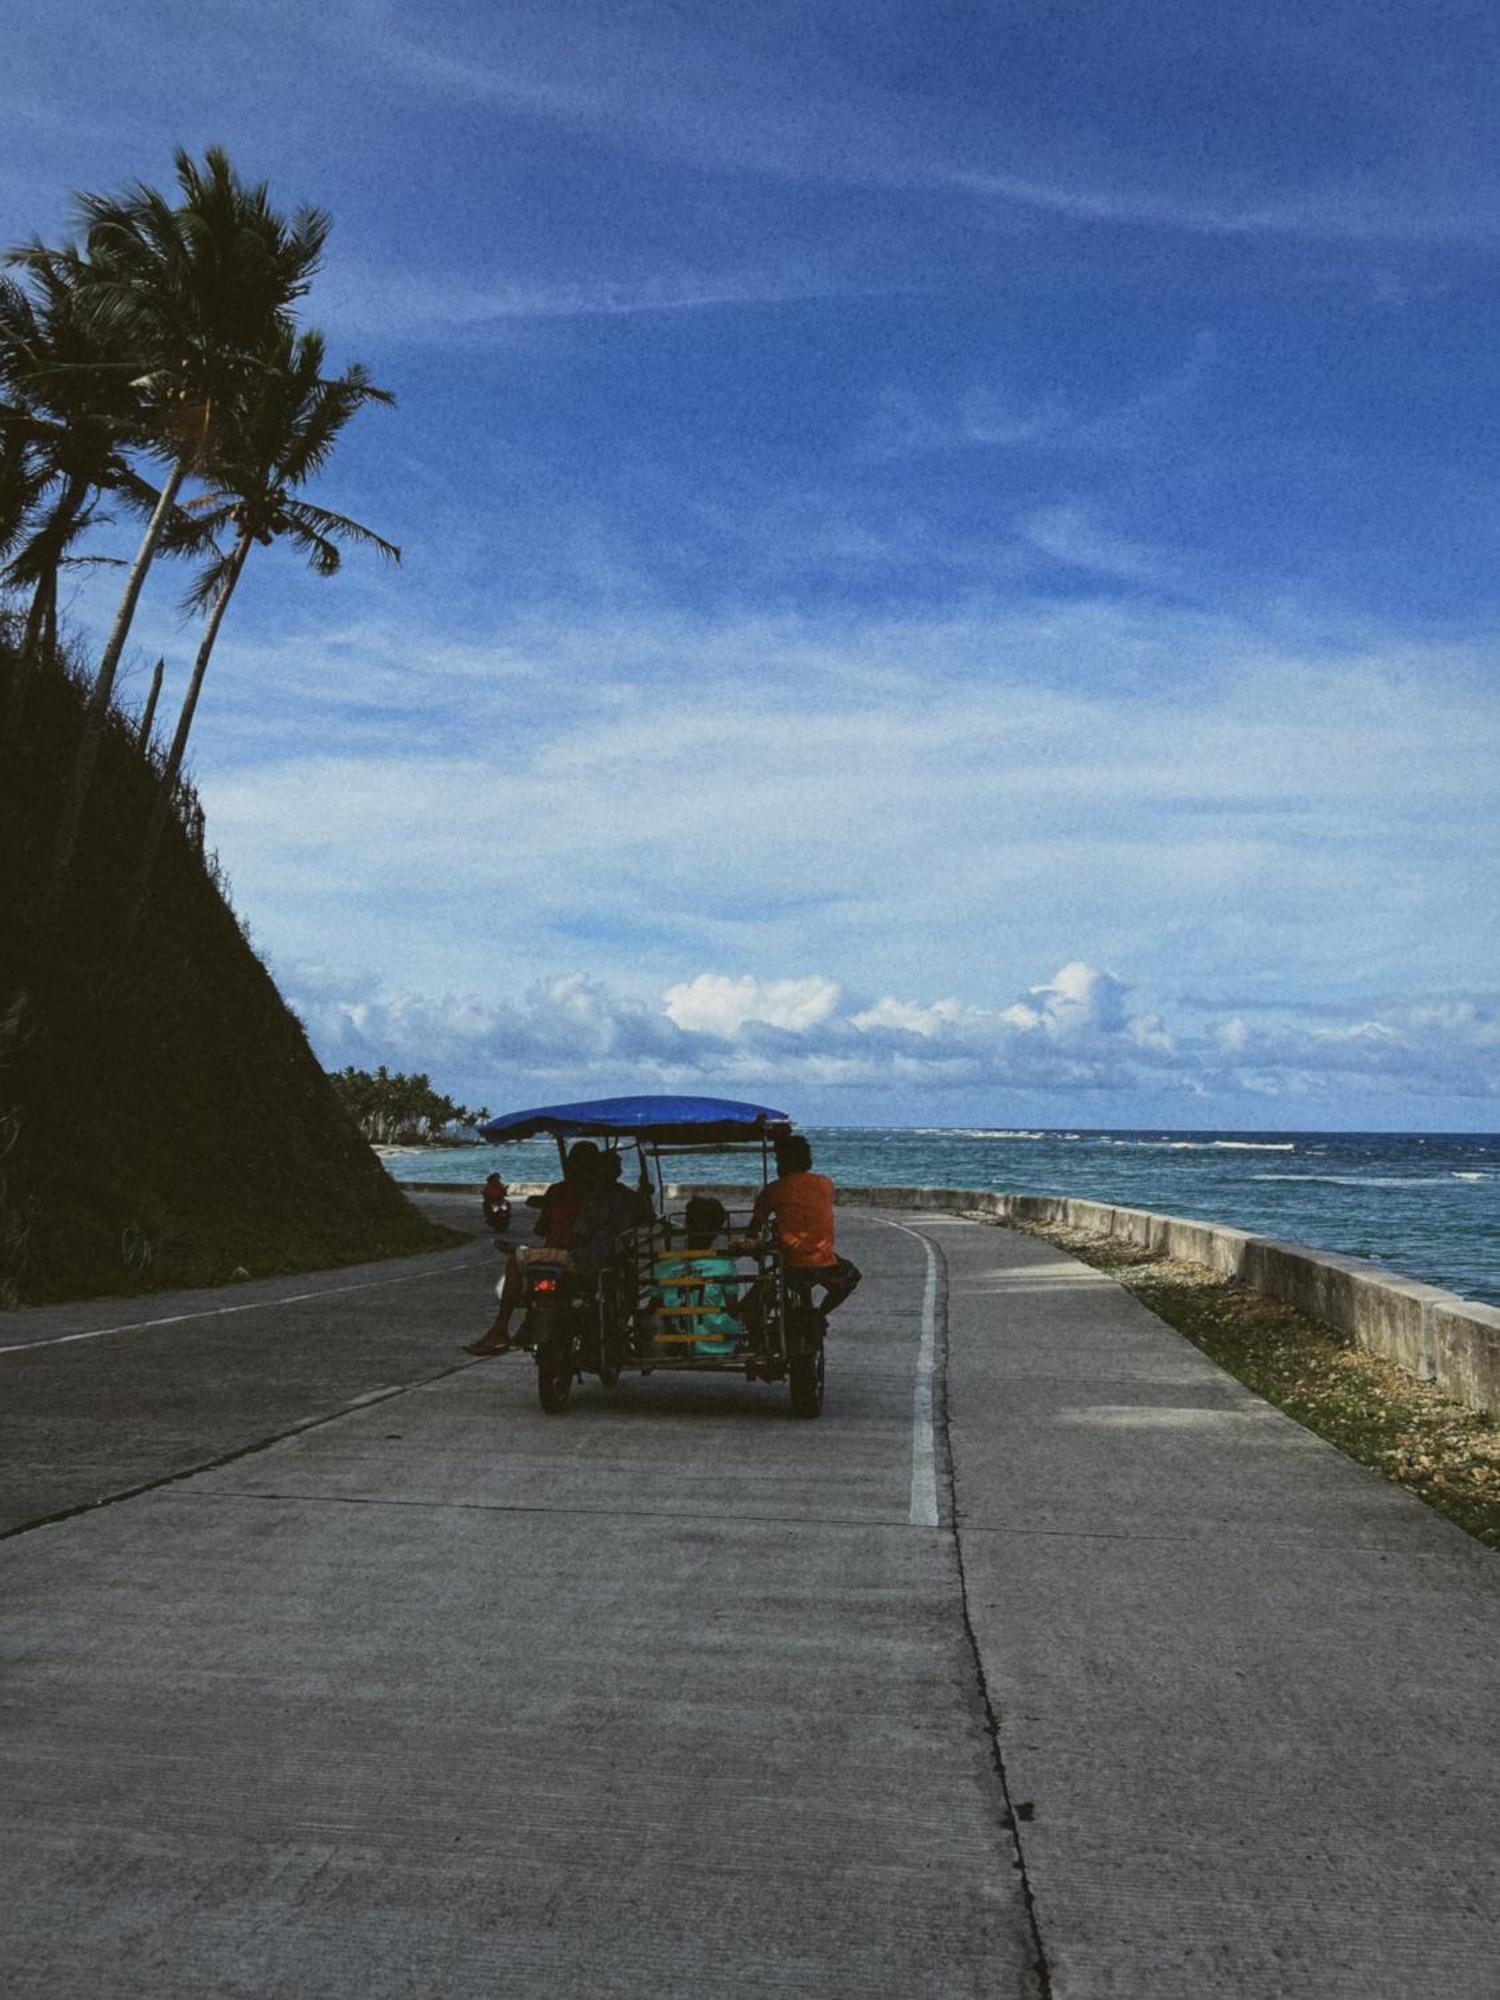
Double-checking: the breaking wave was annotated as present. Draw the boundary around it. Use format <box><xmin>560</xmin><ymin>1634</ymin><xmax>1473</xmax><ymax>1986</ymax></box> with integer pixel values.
<box><xmin>1100</xmin><ymin>1138</ymin><xmax>1295</xmax><ymax>1152</ymax></box>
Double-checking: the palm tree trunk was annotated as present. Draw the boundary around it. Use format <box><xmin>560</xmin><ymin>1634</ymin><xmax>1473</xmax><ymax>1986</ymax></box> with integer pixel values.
<box><xmin>50</xmin><ymin>453</ymin><xmax>188</xmax><ymax>899</ymax></box>
<box><xmin>123</xmin><ymin>531</ymin><xmax>252</xmax><ymax>945</ymax></box>
<box><xmin>39</xmin><ymin>568</ymin><xmax>57</xmax><ymax>665</ymax></box>
<box><xmin>22</xmin><ymin>576</ymin><xmax>49</xmax><ymax>658</ymax></box>
<box><xmin>161</xmin><ymin>532</ymin><xmax>252</xmax><ymax>792</ymax></box>
<box><xmin>137</xmin><ymin>657</ymin><xmax>165</xmax><ymax>747</ymax></box>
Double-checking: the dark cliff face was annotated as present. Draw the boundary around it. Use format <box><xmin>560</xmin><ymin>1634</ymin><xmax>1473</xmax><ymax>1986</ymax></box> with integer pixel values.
<box><xmin>0</xmin><ymin>637</ymin><xmax>450</xmax><ymax>1305</ymax></box>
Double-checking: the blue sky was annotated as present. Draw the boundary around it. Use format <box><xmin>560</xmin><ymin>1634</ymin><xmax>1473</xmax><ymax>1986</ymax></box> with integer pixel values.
<box><xmin>7</xmin><ymin>0</ymin><xmax>1499</xmax><ymax>1127</ymax></box>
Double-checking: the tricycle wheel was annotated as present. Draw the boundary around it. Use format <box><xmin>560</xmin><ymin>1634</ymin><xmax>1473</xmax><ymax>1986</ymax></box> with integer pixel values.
<box><xmin>594</xmin><ymin>1321</ymin><xmax>624</xmax><ymax>1387</ymax></box>
<box><xmin>536</xmin><ymin>1327</ymin><xmax>575</xmax><ymax>1413</ymax></box>
<box><xmin>788</xmin><ymin>1344</ymin><xmax>824</xmax><ymax>1419</ymax></box>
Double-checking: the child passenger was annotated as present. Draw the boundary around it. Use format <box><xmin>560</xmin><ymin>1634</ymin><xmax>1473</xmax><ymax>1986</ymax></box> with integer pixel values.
<box><xmin>653</xmin><ymin>1195</ymin><xmax>743</xmax><ymax>1356</ymax></box>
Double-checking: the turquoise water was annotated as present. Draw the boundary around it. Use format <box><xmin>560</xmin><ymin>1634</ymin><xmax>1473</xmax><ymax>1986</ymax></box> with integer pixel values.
<box><xmin>386</xmin><ymin>1127</ymin><xmax>1500</xmax><ymax>1308</ymax></box>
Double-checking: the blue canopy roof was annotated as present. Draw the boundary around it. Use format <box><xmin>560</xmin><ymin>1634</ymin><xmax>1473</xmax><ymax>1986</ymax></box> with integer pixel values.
<box><xmin>479</xmin><ymin>1093</ymin><xmax>792</xmax><ymax>1147</ymax></box>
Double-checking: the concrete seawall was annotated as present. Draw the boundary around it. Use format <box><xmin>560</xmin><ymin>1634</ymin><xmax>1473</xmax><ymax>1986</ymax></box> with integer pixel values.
<box><xmin>409</xmin><ymin>1178</ymin><xmax>1500</xmax><ymax>1416</ymax></box>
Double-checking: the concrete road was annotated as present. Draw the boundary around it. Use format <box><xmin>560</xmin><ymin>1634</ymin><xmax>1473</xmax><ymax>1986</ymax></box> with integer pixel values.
<box><xmin>0</xmin><ymin>1206</ymin><xmax>1038</xmax><ymax>1998</ymax></box>
<box><xmin>2</xmin><ymin>1207</ymin><xmax>1497</xmax><ymax>1997</ymax></box>
<box><xmin>0</xmin><ymin>1197</ymin><xmax>495</xmax><ymax>1534</ymax></box>
<box><xmin>937</xmin><ymin>1220</ymin><xmax>1500</xmax><ymax>1999</ymax></box>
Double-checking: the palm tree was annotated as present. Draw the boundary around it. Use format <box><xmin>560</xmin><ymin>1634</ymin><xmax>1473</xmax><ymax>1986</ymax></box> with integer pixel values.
<box><xmin>9</xmin><ymin>147</ymin><xmax>330</xmax><ymax>894</ymax></box>
<box><xmin>1</xmin><ymin>265</ymin><xmax>130</xmax><ymax>595</ymax></box>
<box><xmin>128</xmin><ymin>324</ymin><xmax>397</xmax><ymax>931</ymax></box>
<box><xmin>0</xmin><ymin>267</ymin><xmax>191</xmax><ymax>736</ymax></box>
<box><xmin>0</xmin><ymin>399</ymin><xmax>41</xmax><ymax>565</ymax></box>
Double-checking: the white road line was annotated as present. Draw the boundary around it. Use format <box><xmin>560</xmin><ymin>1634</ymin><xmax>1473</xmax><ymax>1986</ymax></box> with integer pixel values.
<box><xmin>881</xmin><ymin>1218</ymin><xmax>940</xmax><ymax>1528</ymax></box>
<box><xmin>0</xmin><ymin>1256</ymin><xmax>480</xmax><ymax>1358</ymax></box>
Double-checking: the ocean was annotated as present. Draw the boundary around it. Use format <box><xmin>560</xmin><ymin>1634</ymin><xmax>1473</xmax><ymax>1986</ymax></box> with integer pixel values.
<box><xmin>385</xmin><ymin>1127</ymin><xmax>1500</xmax><ymax>1309</ymax></box>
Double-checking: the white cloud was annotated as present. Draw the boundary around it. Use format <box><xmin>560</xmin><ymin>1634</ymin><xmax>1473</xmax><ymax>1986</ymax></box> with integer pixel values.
<box><xmin>1023</xmin><ymin>961</ymin><xmax>1131</xmax><ymax>1038</ymax></box>
<box><xmin>850</xmin><ymin>996</ymin><xmax>966</xmax><ymax>1037</ymax></box>
<box><xmin>1217</xmin><ymin>1017</ymin><xmax>1250</xmax><ymax>1055</ymax></box>
<box><xmin>284</xmin><ymin>956</ymin><xmax>1500</xmax><ymax>1116</ymax></box>
<box><xmin>663</xmin><ymin>973</ymin><xmax>843</xmax><ymax>1037</ymax></box>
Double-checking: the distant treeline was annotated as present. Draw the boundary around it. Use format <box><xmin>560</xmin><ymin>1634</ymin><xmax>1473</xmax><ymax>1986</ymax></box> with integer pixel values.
<box><xmin>330</xmin><ymin>1066</ymin><xmax>491</xmax><ymax>1148</ymax></box>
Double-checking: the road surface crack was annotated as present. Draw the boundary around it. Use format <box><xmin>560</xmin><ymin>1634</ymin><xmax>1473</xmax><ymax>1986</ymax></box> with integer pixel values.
<box><xmin>924</xmin><ymin>1223</ymin><xmax>1056</xmax><ymax>2000</ymax></box>
<box><xmin>0</xmin><ymin>1358</ymin><xmax>480</xmax><ymax>1543</ymax></box>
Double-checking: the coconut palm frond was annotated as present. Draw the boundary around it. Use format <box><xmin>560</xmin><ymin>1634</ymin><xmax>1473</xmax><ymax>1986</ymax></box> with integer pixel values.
<box><xmin>0</xmin><ymin>423</ymin><xmax>43</xmax><ymax>561</ymax></box>
<box><xmin>281</xmin><ymin>497</ymin><xmax>400</xmax><ymax>564</ymax></box>
<box><xmin>0</xmin><ymin>485</ymin><xmax>94</xmax><ymax>589</ymax></box>
<box><xmin>283</xmin><ymin>518</ymin><xmax>343</xmax><ymax>578</ymax></box>
<box><xmin>180</xmin><ymin>541</ymin><xmax>241</xmax><ymax>615</ymax></box>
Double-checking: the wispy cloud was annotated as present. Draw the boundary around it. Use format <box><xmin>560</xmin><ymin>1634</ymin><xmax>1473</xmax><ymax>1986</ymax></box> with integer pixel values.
<box><xmin>1017</xmin><ymin>506</ymin><xmax>1175</xmax><ymax>585</ymax></box>
<box><xmin>931</xmin><ymin>166</ymin><xmax>1499</xmax><ymax>246</ymax></box>
<box><xmin>335</xmin><ymin>0</ymin><xmax>1500</xmax><ymax>248</ymax></box>
<box><xmin>316</xmin><ymin>254</ymin><xmax>883</xmax><ymax>343</ymax></box>
<box><xmin>861</xmin><ymin>336</ymin><xmax>1217</xmax><ymax>462</ymax></box>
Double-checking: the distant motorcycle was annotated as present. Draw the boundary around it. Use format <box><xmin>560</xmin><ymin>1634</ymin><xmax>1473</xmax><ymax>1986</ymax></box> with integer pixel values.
<box><xmin>481</xmin><ymin>1176</ymin><xmax>511</xmax><ymax>1237</ymax></box>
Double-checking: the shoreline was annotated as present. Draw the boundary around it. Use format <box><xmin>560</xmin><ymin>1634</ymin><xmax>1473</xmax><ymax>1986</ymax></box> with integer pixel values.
<box><xmin>381</xmin><ymin>1126</ymin><xmax>1500</xmax><ymax>1310</ymax></box>
<box><xmin>371</xmin><ymin>1140</ymin><xmax>486</xmax><ymax>1158</ymax></box>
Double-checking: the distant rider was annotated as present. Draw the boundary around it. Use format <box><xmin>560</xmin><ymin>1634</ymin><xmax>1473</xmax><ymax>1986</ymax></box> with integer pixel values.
<box><xmin>481</xmin><ymin>1173</ymin><xmax>511</xmax><ymax>1236</ymax></box>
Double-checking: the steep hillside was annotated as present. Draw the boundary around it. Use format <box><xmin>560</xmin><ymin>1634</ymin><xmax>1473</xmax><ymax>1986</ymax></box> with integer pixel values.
<box><xmin>0</xmin><ymin>635</ymin><xmax>455</xmax><ymax>1305</ymax></box>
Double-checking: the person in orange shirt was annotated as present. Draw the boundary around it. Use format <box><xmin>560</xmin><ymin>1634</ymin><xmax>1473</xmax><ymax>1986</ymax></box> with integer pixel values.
<box><xmin>750</xmin><ymin>1134</ymin><xmax>861</xmax><ymax>1318</ymax></box>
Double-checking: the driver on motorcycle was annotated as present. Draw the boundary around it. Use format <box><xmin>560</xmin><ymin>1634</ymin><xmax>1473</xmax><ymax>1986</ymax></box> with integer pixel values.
<box><xmin>569</xmin><ymin>1150</ymin><xmax>654</xmax><ymax>1285</ymax></box>
<box><xmin>464</xmin><ymin>1142</ymin><xmax>601</xmax><ymax>1355</ymax></box>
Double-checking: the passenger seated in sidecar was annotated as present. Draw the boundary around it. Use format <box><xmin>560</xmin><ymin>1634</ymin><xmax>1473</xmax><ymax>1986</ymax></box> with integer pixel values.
<box><xmin>648</xmin><ymin>1195</ymin><xmax>746</xmax><ymax>1357</ymax></box>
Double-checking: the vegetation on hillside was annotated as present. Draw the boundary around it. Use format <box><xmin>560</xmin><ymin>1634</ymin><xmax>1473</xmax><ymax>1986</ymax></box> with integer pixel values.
<box><xmin>0</xmin><ymin>629</ymin><xmax>455</xmax><ymax>1305</ymax></box>
<box><xmin>330</xmin><ymin>1067</ymin><xmax>491</xmax><ymax>1147</ymax></box>
<box><xmin>0</xmin><ymin>150</ymin><xmax>452</xmax><ymax>1305</ymax></box>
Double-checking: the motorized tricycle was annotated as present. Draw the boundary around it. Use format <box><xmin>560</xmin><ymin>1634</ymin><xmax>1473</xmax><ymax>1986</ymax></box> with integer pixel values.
<box><xmin>480</xmin><ymin>1095</ymin><xmax>827</xmax><ymax>1419</ymax></box>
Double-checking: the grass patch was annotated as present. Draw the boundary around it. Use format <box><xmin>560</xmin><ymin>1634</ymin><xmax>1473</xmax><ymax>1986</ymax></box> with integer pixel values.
<box><xmin>1017</xmin><ymin>1221</ymin><xmax>1500</xmax><ymax>1552</ymax></box>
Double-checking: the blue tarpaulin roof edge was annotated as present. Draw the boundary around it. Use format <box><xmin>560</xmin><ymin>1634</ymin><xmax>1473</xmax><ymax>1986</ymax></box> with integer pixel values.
<box><xmin>478</xmin><ymin>1093</ymin><xmax>793</xmax><ymax>1147</ymax></box>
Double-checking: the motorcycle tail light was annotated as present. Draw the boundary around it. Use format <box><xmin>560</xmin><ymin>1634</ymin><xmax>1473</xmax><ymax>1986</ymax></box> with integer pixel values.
<box><xmin>533</xmin><ymin>1277</ymin><xmax>558</xmax><ymax>1293</ymax></box>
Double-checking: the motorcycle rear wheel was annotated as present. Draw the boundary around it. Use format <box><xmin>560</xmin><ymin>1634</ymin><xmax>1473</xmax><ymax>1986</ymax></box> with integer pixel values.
<box><xmin>788</xmin><ymin>1344</ymin><xmax>825</xmax><ymax>1419</ymax></box>
<box><xmin>538</xmin><ymin>1350</ymin><xmax>574</xmax><ymax>1413</ymax></box>
<box><xmin>533</xmin><ymin>1310</ymin><xmax>576</xmax><ymax>1414</ymax></box>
